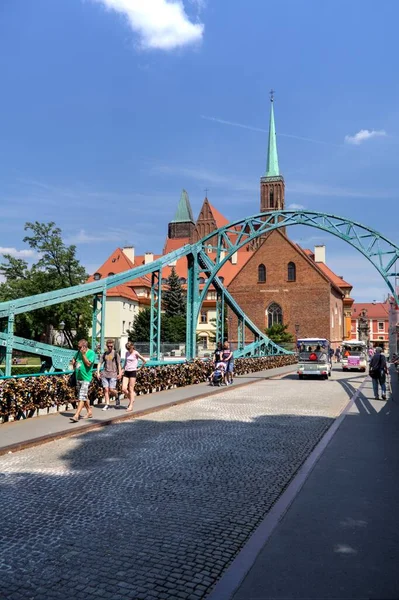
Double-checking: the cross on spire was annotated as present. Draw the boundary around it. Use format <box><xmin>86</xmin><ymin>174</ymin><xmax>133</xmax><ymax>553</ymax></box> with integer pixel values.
<box><xmin>204</xmin><ymin>188</ymin><xmax>209</xmax><ymax>198</ymax></box>
<box><xmin>270</xmin><ymin>89</ymin><xmax>275</xmax><ymax>103</ymax></box>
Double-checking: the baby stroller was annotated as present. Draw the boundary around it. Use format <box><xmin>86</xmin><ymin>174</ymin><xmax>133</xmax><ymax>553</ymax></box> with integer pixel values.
<box><xmin>210</xmin><ymin>363</ymin><xmax>225</xmax><ymax>387</ymax></box>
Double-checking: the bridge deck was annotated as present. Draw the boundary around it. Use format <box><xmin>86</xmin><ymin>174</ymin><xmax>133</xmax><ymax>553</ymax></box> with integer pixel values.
<box><xmin>0</xmin><ymin>366</ymin><xmax>397</xmax><ymax>600</ymax></box>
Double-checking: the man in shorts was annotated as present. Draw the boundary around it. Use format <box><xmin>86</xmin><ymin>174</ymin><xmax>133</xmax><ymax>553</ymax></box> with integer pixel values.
<box><xmin>70</xmin><ymin>339</ymin><xmax>96</xmax><ymax>423</ymax></box>
<box><xmin>96</xmin><ymin>339</ymin><xmax>122</xmax><ymax>410</ymax></box>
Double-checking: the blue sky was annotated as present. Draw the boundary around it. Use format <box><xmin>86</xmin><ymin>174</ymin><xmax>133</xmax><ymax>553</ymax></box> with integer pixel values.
<box><xmin>0</xmin><ymin>0</ymin><xmax>398</xmax><ymax>301</ymax></box>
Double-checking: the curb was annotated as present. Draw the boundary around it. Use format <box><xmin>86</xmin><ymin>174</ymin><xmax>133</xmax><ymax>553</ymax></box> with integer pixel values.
<box><xmin>0</xmin><ymin>367</ymin><xmax>296</xmax><ymax>456</ymax></box>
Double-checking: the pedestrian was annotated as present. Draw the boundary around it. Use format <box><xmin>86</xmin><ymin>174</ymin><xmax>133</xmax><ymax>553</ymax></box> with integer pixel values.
<box><xmin>368</xmin><ymin>346</ymin><xmax>374</xmax><ymax>361</ymax></box>
<box><xmin>335</xmin><ymin>347</ymin><xmax>341</xmax><ymax>363</ymax></box>
<box><xmin>96</xmin><ymin>339</ymin><xmax>122</xmax><ymax>411</ymax></box>
<box><xmin>328</xmin><ymin>347</ymin><xmax>334</xmax><ymax>363</ymax></box>
<box><xmin>369</xmin><ymin>347</ymin><xmax>388</xmax><ymax>400</ymax></box>
<box><xmin>70</xmin><ymin>339</ymin><xmax>96</xmax><ymax>423</ymax></box>
<box><xmin>122</xmin><ymin>342</ymin><xmax>147</xmax><ymax>412</ymax></box>
<box><xmin>213</xmin><ymin>342</ymin><xmax>223</xmax><ymax>365</ymax></box>
<box><xmin>222</xmin><ymin>341</ymin><xmax>234</xmax><ymax>385</ymax></box>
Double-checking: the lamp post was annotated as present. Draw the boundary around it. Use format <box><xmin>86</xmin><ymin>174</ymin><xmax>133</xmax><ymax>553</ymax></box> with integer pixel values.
<box><xmin>59</xmin><ymin>321</ymin><xmax>65</xmax><ymax>347</ymax></box>
<box><xmin>295</xmin><ymin>323</ymin><xmax>300</xmax><ymax>352</ymax></box>
<box><xmin>388</xmin><ymin>298</ymin><xmax>399</xmax><ymax>358</ymax></box>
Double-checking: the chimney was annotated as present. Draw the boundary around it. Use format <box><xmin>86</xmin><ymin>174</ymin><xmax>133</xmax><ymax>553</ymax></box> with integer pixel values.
<box><xmin>231</xmin><ymin>251</ymin><xmax>238</xmax><ymax>265</ymax></box>
<box><xmin>314</xmin><ymin>245</ymin><xmax>326</xmax><ymax>264</ymax></box>
<box><xmin>220</xmin><ymin>250</ymin><xmax>226</xmax><ymax>261</ymax></box>
<box><xmin>144</xmin><ymin>252</ymin><xmax>154</xmax><ymax>265</ymax></box>
<box><xmin>122</xmin><ymin>246</ymin><xmax>135</xmax><ymax>263</ymax></box>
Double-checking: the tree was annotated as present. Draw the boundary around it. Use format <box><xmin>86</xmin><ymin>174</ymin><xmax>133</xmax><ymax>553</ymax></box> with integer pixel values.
<box><xmin>128</xmin><ymin>308</ymin><xmax>152</xmax><ymax>343</ymax></box>
<box><xmin>0</xmin><ymin>222</ymin><xmax>92</xmax><ymax>347</ymax></box>
<box><xmin>265</xmin><ymin>323</ymin><xmax>295</xmax><ymax>344</ymax></box>
<box><xmin>162</xmin><ymin>267</ymin><xmax>186</xmax><ymax>317</ymax></box>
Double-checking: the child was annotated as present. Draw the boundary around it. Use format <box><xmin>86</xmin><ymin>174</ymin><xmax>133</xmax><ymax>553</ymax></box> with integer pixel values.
<box><xmin>209</xmin><ymin>362</ymin><xmax>226</xmax><ymax>386</ymax></box>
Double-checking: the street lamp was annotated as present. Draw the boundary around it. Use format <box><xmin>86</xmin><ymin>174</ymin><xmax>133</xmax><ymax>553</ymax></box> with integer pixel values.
<box><xmin>295</xmin><ymin>323</ymin><xmax>300</xmax><ymax>351</ymax></box>
<box><xmin>59</xmin><ymin>321</ymin><xmax>65</xmax><ymax>347</ymax></box>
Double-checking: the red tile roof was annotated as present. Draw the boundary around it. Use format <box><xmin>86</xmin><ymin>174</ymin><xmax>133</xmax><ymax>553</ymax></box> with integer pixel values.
<box><xmin>207</xmin><ymin>201</ymin><xmax>229</xmax><ymax>229</ymax></box>
<box><xmin>316</xmin><ymin>262</ymin><xmax>352</xmax><ymax>288</ymax></box>
<box><xmin>352</xmin><ymin>302</ymin><xmax>390</xmax><ymax>319</ymax></box>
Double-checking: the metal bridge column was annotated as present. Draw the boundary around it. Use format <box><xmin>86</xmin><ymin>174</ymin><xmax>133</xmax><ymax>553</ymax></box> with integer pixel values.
<box><xmin>150</xmin><ymin>270</ymin><xmax>162</xmax><ymax>361</ymax></box>
<box><xmin>216</xmin><ymin>291</ymin><xmax>225</xmax><ymax>345</ymax></box>
<box><xmin>186</xmin><ymin>254</ymin><xmax>199</xmax><ymax>360</ymax></box>
<box><xmin>92</xmin><ymin>290</ymin><xmax>106</xmax><ymax>354</ymax></box>
<box><xmin>5</xmin><ymin>311</ymin><xmax>15</xmax><ymax>377</ymax></box>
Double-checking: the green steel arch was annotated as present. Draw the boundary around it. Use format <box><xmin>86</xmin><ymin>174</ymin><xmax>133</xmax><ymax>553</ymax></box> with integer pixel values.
<box><xmin>185</xmin><ymin>210</ymin><xmax>399</xmax><ymax>358</ymax></box>
<box><xmin>0</xmin><ymin>210</ymin><xmax>398</xmax><ymax>375</ymax></box>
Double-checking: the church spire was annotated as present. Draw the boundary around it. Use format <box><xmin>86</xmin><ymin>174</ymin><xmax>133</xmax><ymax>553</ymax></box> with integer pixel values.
<box><xmin>260</xmin><ymin>90</ymin><xmax>285</xmax><ymax>213</ymax></box>
<box><xmin>265</xmin><ymin>90</ymin><xmax>280</xmax><ymax>177</ymax></box>
<box><xmin>168</xmin><ymin>189</ymin><xmax>195</xmax><ymax>240</ymax></box>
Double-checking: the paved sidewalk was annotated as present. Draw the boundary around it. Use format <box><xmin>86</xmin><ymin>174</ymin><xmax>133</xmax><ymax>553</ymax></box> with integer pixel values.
<box><xmin>224</xmin><ymin>367</ymin><xmax>399</xmax><ymax>600</ymax></box>
<box><xmin>0</xmin><ymin>364</ymin><xmax>296</xmax><ymax>454</ymax></box>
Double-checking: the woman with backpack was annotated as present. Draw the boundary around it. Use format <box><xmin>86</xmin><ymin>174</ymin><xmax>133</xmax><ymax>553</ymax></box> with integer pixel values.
<box><xmin>96</xmin><ymin>339</ymin><xmax>122</xmax><ymax>411</ymax></box>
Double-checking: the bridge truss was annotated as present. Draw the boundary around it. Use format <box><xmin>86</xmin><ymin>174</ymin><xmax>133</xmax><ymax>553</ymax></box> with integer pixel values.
<box><xmin>0</xmin><ymin>210</ymin><xmax>398</xmax><ymax>376</ymax></box>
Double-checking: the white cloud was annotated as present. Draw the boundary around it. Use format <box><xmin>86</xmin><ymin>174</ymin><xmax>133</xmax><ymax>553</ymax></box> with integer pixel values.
<box><xmin>344</xmin><ymin>129</ymin><xmax>387</xmax><ymax>145</ymax></box>
<box><xmin>0</xmin><ymin>247</ymin><xmax>35</xmax><ymax>258</ymax></box>
<box><xmin>287</xmin><ymin>203</ymin><xmax>305</xmax><ymax>210</ymax></box>
<box><xmin>91</xmin><ymin>0</ymin><xmax>204</xmax><ymax>50</ymax></box>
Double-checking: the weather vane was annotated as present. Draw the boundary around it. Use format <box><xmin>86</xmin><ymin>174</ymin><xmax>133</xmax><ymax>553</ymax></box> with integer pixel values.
<box><xmin>270</xmin><ymin>89</ymin><xmax>275</xmax><ymax>102</ymax></box>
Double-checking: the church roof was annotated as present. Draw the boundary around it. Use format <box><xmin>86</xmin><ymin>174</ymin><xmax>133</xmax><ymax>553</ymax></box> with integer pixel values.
<box><xmin>170</xmin><ymin>189</ymin><xmax>195</xmax><ymax>223</ymax></box>
<box><xmin>207</xmin><ymin>200</ymin><xmax>229</xmax><ymax>228</ymax></box>
<box><xmin>265</xmin><ymin>97</ymin><xmax>280</xmax><ymax>178</ymax></box>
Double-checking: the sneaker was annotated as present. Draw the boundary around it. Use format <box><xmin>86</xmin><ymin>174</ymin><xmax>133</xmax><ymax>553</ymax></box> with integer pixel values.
<box><xmin>382</xmin><ymin>394</ymin><xmax>386</xmax><ymax>400</ymax></box>
<box><xmin>115</xmin><ymin>398</ymin><xmax>120</xmax><ymax>407</ymax></box>
<box><xmin>102</xmin><ymin>405</ymin><xmax>109</xmax><ymax>411</ymax></box>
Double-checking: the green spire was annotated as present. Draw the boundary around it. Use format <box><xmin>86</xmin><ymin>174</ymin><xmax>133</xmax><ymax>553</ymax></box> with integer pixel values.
<box><xmin>171</xmin><ymin>189</ymin><xmax>195</xmax><ymax>223</ymax></box>
<box><xmin>265</xmin><ymin>94</ymin><xmax>280</xmax><ymax>178</ymax></box>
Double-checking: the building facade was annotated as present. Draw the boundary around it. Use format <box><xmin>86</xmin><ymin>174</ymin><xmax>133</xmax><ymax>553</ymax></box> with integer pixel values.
<box><xmin>350</xmin><ymin>301</ymin><xmax>391</xmax><ymax>350</ymax></box>
<box><xmin>88</xmin><ymin>99</ymin><xmax>354</xmax><ymax>351</ymax></box>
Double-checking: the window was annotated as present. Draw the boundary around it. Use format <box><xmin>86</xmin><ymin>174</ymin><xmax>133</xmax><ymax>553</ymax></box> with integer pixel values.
<box><xmin>267</xmin><ymin>302</ymin><xmax>283</xmax><ymax>329</ymax></box>
<box><xmin>219</xmin><ymin>277</ymin><xmax>224</xmax><ymax>283</ymax></box>
<box><xmin>200</xmin><ymin>336</ymin><xmax>208</xmax><ymax>350</ymax></box>
<box><xmin>93</xmin><ymin>272</ymin><xmax>101</xmax><ymax>280</ymax></box>
<box><xmin>199</xmin><ymin>277</ymin><xmax>205</xmax><ymax>284</ymax></box>
<box><xmin>269</xmin><ymin>190</ymin><xmax>274</xmax><ymax>208</ymax></box>
<box><xmin>258</xmin><ymin>264</ymin><xmax>266</xmax><ymax>283</ymax></box>
<box><xmin>287</xmin><ymin>262</ymin><xmax>296</xmax><ymax>282</ymax></box>
<box><xmin>200</xmin><ymin>311</ymin><xmax>207</xmax><ymax>324</ymax></box>
<box><xmin>207</xmin><ymin>291</ymin><xmax>217</xmax><ymax>300</ymax></box>
<box><xmin>378</xmin><ymin>322</ymin><xmax>385</xmax><ymax>331</ymax></box>
<box><xmin>179</xmin><ymin>277</ymin><xmax>186</xmax><ymax>284</ymax></box>
<box><xmin>122</xmin><ymin>320</ymin><xmax>126</xmax><ymax>334</ymax></box>
<box><xmin>161</xmin><ymin>278</ymin><xmax>168</xmax><ymax>284</ymax></box>
<box><xmin>108</xmin><ymin>272</ymin><xmax>115</xmax><ymax>277</ymax></box>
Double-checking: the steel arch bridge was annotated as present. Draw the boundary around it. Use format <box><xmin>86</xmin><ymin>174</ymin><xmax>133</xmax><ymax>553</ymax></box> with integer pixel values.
<box><xmin>0</xmin><ymin>210</ymin><xmax>398</xmax><ymax>376</ymax></box>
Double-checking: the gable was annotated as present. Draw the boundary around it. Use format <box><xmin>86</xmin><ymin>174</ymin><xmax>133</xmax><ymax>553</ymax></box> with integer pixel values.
<box><xmin>228</xmin><ymin>230</ymin><xmax>333</xmax><ymax>290</ymax></box>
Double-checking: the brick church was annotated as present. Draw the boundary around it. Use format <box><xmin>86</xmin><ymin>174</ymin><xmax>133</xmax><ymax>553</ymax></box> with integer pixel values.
<box><xmin>90</xmin><ymin>99</ymin><xmax>354</xmax><ymax>350</ymax></box>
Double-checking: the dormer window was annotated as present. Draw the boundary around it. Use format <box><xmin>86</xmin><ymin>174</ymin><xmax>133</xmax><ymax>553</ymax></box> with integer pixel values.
<box><xmin>93</xmin><ymin>273</ymin><xmax>101</xmax><ymax>280</ymax></box>
<box><xmin>108</xmin><ymin>272</ymin><xmax>115</xmax><ymax>277</ymax></box>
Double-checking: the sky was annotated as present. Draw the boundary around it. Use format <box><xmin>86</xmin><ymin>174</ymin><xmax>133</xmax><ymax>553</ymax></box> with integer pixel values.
<box><xmin>0</xmin><ymin>0</ymin><xmax>398</xmax><ymax>302</ymax></box>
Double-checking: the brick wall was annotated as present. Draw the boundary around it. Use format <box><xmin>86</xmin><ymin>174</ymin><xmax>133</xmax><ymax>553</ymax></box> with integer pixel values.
<box><xmin>227</xmin><ymin>230</ymin><xmax>344</xmax><ymax>344</ymax></box>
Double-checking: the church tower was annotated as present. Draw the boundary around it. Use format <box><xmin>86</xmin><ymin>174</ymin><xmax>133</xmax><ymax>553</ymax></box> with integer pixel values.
<box><xmin>260</xmin><ymin>92</ymin><xmax>285</xmax><ymax>212</ymax></box>
<box><xmin>168</xmin><ymin>189</ymin><xmax>196</xmax><ymax>239</ymax></box>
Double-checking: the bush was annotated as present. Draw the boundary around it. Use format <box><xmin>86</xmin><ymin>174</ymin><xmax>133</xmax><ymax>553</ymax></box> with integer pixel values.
<box><xmin>0</xmin><ymin>355</ymin><xmax>297</xmax><ymax>421</ymax></box>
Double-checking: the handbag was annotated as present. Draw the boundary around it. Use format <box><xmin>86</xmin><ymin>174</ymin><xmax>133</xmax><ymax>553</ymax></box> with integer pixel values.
<box><xmin>68</xmin><ymin>370</ymin><xmax>77</xmax><ymax>388</ymax></box>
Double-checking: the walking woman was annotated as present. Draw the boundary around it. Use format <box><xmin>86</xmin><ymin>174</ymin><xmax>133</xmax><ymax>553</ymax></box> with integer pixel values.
<box><xmin>122</xmin><ymin>342</ymin><xmax>147</xmax><ymax>412</ymax></box>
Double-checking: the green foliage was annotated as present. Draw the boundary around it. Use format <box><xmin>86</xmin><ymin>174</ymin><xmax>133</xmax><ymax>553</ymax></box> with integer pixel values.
<box><xmin>265</xmin><ymin>323</ymin><xmax>295</xmax><ymax>343</ymax></box>
<box><xmin>127</xmin><ymin>308</ymin><xmax>186</xmax><ymax>344</ymax></box>
<box><xmin>162</xmin><ymin>267</ymin><xmax>186</xmax><ymax>317</ymax></box>
<box><xmin>0</xmin><ymin>222</ymin><xmax>91</xmax><ymax>346</ymax></box>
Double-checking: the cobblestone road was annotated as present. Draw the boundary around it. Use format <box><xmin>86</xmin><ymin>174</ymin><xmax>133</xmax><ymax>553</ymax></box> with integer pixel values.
<box><xmin>0</xmin><ymin>369</ymin><xmax>364</xmax><ymax>600</ymax></box>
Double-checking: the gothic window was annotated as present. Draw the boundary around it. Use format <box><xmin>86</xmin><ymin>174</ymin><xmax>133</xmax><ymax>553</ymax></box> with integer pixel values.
<box><xmin>269</xmin><ymin>190</ymin><xmax>274</xmax><ymax>208</ymax></box>
<box><xmin>287</xmin><ymin>262</ymin><xmax>296</xmax><ymax>282</ymax></box>
<box><xmin>267</xmin><ymin>302</ymin><xmax>283</xmax><ymax>329</ymax></box>
<box><xmin>258</xmin><ymin>264</ymin><xmax>266</xmax><ymax>283</ymax></box>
